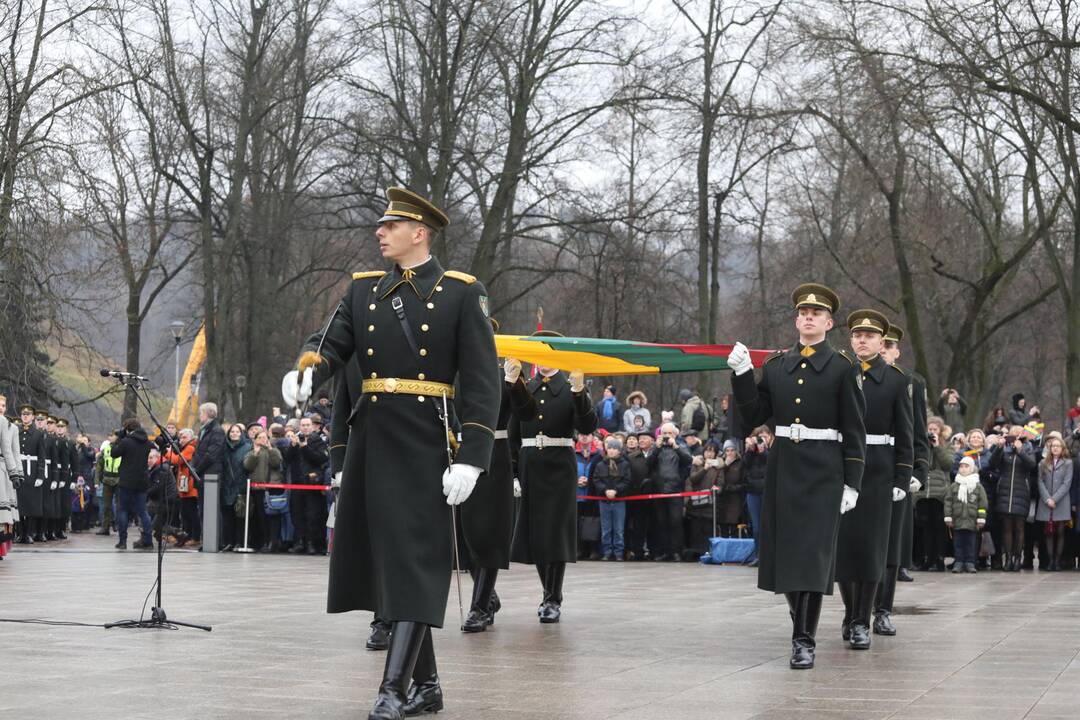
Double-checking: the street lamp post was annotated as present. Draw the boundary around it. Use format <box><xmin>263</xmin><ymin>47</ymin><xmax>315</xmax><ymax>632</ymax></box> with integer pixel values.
<box><xmin>235</xmin><ymin>374</ymin><xmax>247</xmax><ymax>417</ymax></box>
<box><xmin>169</xmin><ymin>321</ymin><xmax>185</xmax><ymax>399</ymax></box>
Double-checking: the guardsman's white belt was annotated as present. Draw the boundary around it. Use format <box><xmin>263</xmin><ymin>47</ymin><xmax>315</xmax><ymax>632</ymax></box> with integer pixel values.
<box><xmin>520</xmin><ymin>434</ymin><xmax>574</xmax><ymax>449</ymax></box>
<box><xmin>493</xmin><ymin>430</ymin><xmax>509</xmax><ymax>440</ymax></box>
<box><xmin>775</xmin><ymin>424</ymin><xmax>842</xmax><ymax>443</ymax></box>
<box><xmin>865</xmin><ymin>434</ymin><xmax>895</xmax><ymax>446</ymax></box>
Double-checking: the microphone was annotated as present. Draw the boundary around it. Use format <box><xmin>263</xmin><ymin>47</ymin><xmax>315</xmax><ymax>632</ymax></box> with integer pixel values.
<box><xmin>100</xmin><ymin>369</ymin><xmax>150</xmax><ymax>382</ymax></box>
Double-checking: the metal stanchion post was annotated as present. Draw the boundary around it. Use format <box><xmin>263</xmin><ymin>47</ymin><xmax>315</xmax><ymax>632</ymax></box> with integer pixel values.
<box><xmin>712</xmin><ymin>488</ymin><xmax>718</xmax><ymax>538</ymax></box>
<box><xmin>202</xmin><ymin>473</ymin><xmax>220</xmax><ymax>552</ymax></box>
<box><xmin>235</xmin><ymin>479</ymin><xmax>254</xmax><ymax>553</ymax></box>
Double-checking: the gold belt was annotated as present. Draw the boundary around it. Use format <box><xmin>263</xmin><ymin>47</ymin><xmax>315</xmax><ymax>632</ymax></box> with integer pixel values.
<box><xmin>362</xmin><ymin>378</ymin><xmax>455</xmax><ymax>398</ymax></box>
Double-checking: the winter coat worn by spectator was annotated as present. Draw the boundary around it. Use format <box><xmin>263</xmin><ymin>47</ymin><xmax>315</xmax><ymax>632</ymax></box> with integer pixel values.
<box><xmin>990</xmin><ymin>441</ymin><xmax>1036</xmax><ymax>516</ymax></box>
<box><xmin>680</xmin><ymin>395</ymin><xmax>711</xmax><ymax>435</ymax></box>
<box><xmin>589</xmin><ymin>455</ymin><xmax>631</xmax><ymax>498</ymax></box>
<box><xmin>623</xmin><ymin>392</ymin><xmax>651</xmax><ymax>434</ymax></box>
<box><xmin>594</xmin><ymin>396</ymin><xmax>623</xmax><ymax>435</ymax></box>
<box><xmin>223</xmin><ymin>437</ymin><xmax>253</xmax><ymax>507</ymax></box>
<box><xmin>685</xmin><ymin>463</ymin><xmax>721</xmax><ymax>519</ymax></box>
<box><xmin>943</xmin><ymin>477</ymin><xmax>988</xmax><ymax>531</ymax></box>
<box><xmin>1007</xmin><ymin>393</ymin><xmax>1028</xmax><ymax>427</ymax></box>
<box><xmin>714</xmin><ymin>457</ymin><xmax>747</xmax><ymax>526</ymax></box>
<box><xmin>191</xmin><ymin>418</ymin><xmax>226</xmax><ymax>481</ymax></box>
<box><xmin>146</xmin><ymin>461</ymin><xmax>179</xmax><ymax>512</ymax></box>
<box><xmin>243</xmin><ymin>444</ymin><xmax>284</xmax><ymax>487</ymax></box>
<box><xmin>1035</xmin><ymin>458</ymin><xmax>1072</xmax><ymax>522</ymax></box>
<box><xmin>647</xmin><ymin>441</ymin><xmax>692</xmax><ymax>494</ymax></box>
<box><xmin>165</xmin><ymin>440</ymin><xmax>198</xmax><ymax>499</ymax></box>
<box><xmin>111</xmin><ymin>427</ymin><xmax>152</xmax><ymax>491</ymax></box>
<box><xmin>936</xmin><ymin>393</ymin><xmax>967</xmax><ymax>436</ymax></box>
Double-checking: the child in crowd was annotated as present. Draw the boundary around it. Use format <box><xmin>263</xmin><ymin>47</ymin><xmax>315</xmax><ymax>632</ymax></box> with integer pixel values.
<box><xmin>590</xmin><ymin>436</ymin><xmax>631</xmax><ymax>561</ymax></box>
<box><xmin>944</xmin><ymin>455</ymin><xmax>988</xmax><ymax>573</ymax></box>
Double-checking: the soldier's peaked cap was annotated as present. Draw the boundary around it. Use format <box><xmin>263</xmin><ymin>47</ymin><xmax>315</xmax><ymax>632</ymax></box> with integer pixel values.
<box><xmin>884</xmin><ymin>324</ymin><xmax>905</xmax><ymax>343</ymax></box>
<box><xmin>377</xmin><ymin>187</ymin><xmax>450</xmax><ymax>230</ymax></box>
<box><xmin>847</xmin><ymin>309</ymin><xmax>890</xmax><ymax>336</ymax></box>
<box><xmin>18</xmin><ymin>403</ymin><xmax>35</xmax><ymax>414</ymax></box>
<box><xmin>791</xmin><ymin>283</ymin><xmax>840</xmax><ymax>314</ymax></box>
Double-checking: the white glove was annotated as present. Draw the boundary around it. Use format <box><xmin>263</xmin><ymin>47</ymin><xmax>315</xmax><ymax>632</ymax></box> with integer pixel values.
<box><xmin>331</xmin><ymin>472</ymin><xmax>342</xmax><ymax>489</ymax></box>
<box><xmin>727</xmin><ymin>341</ymin><xmax>753</xmax><ymax>376</ymax></box>
<box><xmin>281</xmin><ymin>368</ymin><xmax>314</xmax><ymax>408</ymax></box>
<box><xmin>442</xmin><ymin>463</ymin><xmax>482</xmax><ymax>505</ymax></box>
<box><xmin>504</xmin><ymin>358</ymin><xmax>522</xmax><ymax>384</ymax></box>
<box><xmin>50</xmin><ymin>481</ymin><xmax>58</xmax><ymax>490</ymax></box>
<box><xmin>892</xmin><ymin>487</ymin><xmax>907</xmax><ymax>502</ymax></box>
<box><xmin>569</xmin><ymin>370</ymin><xmax>585</xmax><ymax>393</ymax></box>
<box><xmin>909</xmin><ymin>477</ymin><xmax>922</xmax><ymax>493</ymax></box>
<box><xmin>513</xmin><ymin>478</ymin><xmax>522</xmax><ymax>497</ymax></box>
<box><xmin>35</xmin><ymin>479</ymin><xmax>43</xmax><ymax>487</ymax></box>
<box><xmin>840</xmin><ymin>485</ymin><xmax>858</xmax><ymax>514</ymax></box>
<box><xmin>976</xmin><ymin>519</ymin><xmax>986</xmax><ymax>528</ymax></box>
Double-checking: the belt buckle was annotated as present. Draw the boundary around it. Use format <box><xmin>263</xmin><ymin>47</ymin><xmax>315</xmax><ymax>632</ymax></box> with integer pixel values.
<box><xmin>790</xmin><ymin>424</ymin><xmax>802</xmax><ymax>444</ymax></box>
<box><xmin>384</xmin><ymin>378</ymin><xmax>398</xmax><ymax>393</ymax></box>
<box><xmin>536</xmin><ymin>434</ymin><xmax>546</xmax><ymax>450</ymax></box>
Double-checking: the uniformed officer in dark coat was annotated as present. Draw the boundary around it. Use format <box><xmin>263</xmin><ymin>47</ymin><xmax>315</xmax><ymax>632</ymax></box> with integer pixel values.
<box><xmin>327</xmin><ymin>356</ymin><xmax>394</xmax><ymax>652</ymax></box>
<box><xmin>875</xmin><ymin>323</ymin><xmax>929</xmax><ymax>636</ymax></box>
<box><xmin>727</xmin><ymin>283</ymin><xmax>866</xmax><ymax>670</ymax></box>
<box><xmin>55</xmin><ymin>418</ymin><xmax>75</xmax><ymax>539</ymax></box>
<box><xmin>37</xmin><ymin>413</ymin><xmax>60</xmax><ymax>541</ymax></box>
<box><xmin>459</xmin><ymin>340</ymin><xmax>534</xmax><ymax>633</ymax></box>
<box><xmin>835</xmin><ymin>310</ymin><xmax>913</xmax><ymax>650</ymax></box>
<box><xmin>282</xmin><ymin>187</ymin><xmax>500</xmax><ymax>720</ymax></box>
<box><xmin>508</xmin><ymin>334</ymin><xmax>597</xmax><ymax>624</ymax></box>
<box><xmin>15</xmin><ymin>405</ymin><xmax>44</xmax><ymax>544</ymax></box>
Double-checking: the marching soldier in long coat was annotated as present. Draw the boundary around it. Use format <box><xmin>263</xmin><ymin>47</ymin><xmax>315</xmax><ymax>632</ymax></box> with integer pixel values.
<box><xmin>327</xmin><ymin>356</ymin><xmax>393</xmax><ymax>652</ymax></box>
<box><xmin>459</xmin><ymin>334</ymin><xmax>534</xmax><ymax>633</ymax></box>
<box><xmin>15</xmin><ymin>405</ymin><xmax>44</xmax><ymax>544</ymax></box>
<box><xmin>875</xmin><ymin>324</ymin><xmax>929</xmax><ymax>636</ymax></box>
<box><xmin>55</xmin><ymin>418</ymin><xmax>75</xmax><ymax>539</ymax></box>
<box><xmin>281</xmin><ymin>187</ymin><xmax>500</xmax><ymax>720</ymax></box>
<box><xmin>727</xmin><ymin>283</ymin><xmax>866</xmax><ymax>669</ymax></box>
<box><xmin>508</xmin><ymin>333</ymin><xmax>596</xmax><ymax>624</ymax></box>
<box><xmin>835</xmin><ymin>311</ymin><xmax>913</xmax><ymax>650</ymax></box>
<box><xmin>37</xmin><ymin>413</ymin><xmax>59</xmax><ymax>541</ymax></box>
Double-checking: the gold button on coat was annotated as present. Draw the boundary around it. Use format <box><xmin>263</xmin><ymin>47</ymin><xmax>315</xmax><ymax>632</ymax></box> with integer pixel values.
<box><xmin>371</xmin><ymin>395</ymin><xmax>378</xmax><ymax>402</ymax></box>
<box><xmin>798</xmin><ymin>379</ymin><xmax>804</xmax><ymax>385</ymax></box>
<box><xmin>795</xmin><ymin>398</ymin><xmax>801</xmax><ymax>404</ymax></box>
<box><xmin>367</xmin><ymin>348</ymin><xmax>374</xmax><ymax>356</ymax></box>
<box><xmin>795</xmin><ymin>417</ymin><xmax>801</xmax><ymax>423</ymax></box>
<box><xmin>419</xmin><ymin>349</ymin><xmax>428</xmax><ymax>357</ymax></box>
<box><xmin>427</xmin><ymin>302</ymin><xmax>435</xmax><ymax>309</ymax></box>
<box><xmin>369</xmin><ymin>304</ymin><xmax>376</xmax><ymax>310</ymax></box>
<box><xmin>418</xmin><ymin>373</ymin><xmax>426</xmax><ymax>380</ymax></box>
<box><xmin>435</xmin><ymin>286</ymin><xmax>443</xmax><ymax>292</ymax></box>
<box><xmin>368</xmin><ymin>325</ymin><xmax>375</xmax><ymax>331</ymax></box>
<box><xmin>371</xmin><ymin>372</ymin><xmax>377</xmax><ymax>378</ymax></box>
<box><xmin>418</xmin><ymin>396</ymin><xmax>425</xmax><ymax>403</ymax></box>
<box><xmin>800</xmin><ymin>362</ymin><xmax>807</xmax><ymax>369</ymax></box>
<box><xmin>421</xmin><ymin>324</ymin><xmax>429</xmax><ymax>332</ymax></box>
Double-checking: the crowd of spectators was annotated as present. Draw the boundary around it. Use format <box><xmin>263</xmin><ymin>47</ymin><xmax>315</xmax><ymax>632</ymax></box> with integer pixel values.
<box><xmin>74</xmin><ymin>392</ymin><xmax>336</xmax><ymax>554</ymax></box>
<box><xmin>35</xmin><ymin>380</ymin><xmax>1080</xmax><ymax>573</ymax></box>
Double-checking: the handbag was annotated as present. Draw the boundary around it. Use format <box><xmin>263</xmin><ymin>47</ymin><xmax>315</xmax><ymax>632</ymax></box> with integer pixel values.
<box><xmin>979</xmin><ymin>530</ymin><xmax>995</xmax><ymax>558</ymax></box>
<box><xmin>264</xmin><ymin>492</ymin><xmax>289</xmax><ymax>515</ymax></box>
<box><xmin>579</xmin><ymin>515</ymin><xmax>601</xmax><ymax>543</ymax></box>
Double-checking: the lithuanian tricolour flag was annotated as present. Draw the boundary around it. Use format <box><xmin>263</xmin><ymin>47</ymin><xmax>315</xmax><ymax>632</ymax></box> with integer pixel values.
<box><xmin>494</xmin><ymin>335</ymin><xmax>776</xmax><ymax>376</ymax></box>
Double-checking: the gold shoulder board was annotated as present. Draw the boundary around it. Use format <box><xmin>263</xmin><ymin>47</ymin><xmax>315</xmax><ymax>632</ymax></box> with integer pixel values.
<box><xmin>443</xmin><ymin>270</ymin><xmax>477</xmax><ymax>284</ymax></box>
<box><xmin>890</xmin><ymin>364</ymin><xmax>907</xmax><ymax>375</ymax></box>
<box><xmin>353</xmin><ymin>271</ymin><xmax>387</xmax><ymax>280</ymax></box>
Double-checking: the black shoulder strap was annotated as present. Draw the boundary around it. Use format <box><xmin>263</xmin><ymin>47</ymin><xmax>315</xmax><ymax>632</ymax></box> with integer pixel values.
<box><xmin>390</xmin><ymin>294</ymin><xmax>421</xmax><ymax>357</ymax></box>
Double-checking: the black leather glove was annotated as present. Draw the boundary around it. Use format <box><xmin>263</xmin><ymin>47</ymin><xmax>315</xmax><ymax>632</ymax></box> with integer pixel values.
<box><xmin>11</xmin><ymin>475</ymin><xmax>23</xmax><ymax>490</ymax></box>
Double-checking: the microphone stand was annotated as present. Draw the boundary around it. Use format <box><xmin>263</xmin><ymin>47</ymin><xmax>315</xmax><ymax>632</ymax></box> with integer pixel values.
<box><xmin>104</xmin><ymin>375</ymin><xmax>211</xmax><ymax>632</ymax></box>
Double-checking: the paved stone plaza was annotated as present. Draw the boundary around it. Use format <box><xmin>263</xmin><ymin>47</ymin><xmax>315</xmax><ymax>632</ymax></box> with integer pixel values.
<box><xmin>2</xmin><ymin>534</ymin><xmax>1078</xmax><ymax>719</ymax></box>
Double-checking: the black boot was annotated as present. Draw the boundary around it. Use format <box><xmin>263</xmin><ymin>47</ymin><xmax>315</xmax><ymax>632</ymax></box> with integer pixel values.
<box><xmin>790</xmin><ymin>592</ymin><xmax>822</xmax><ymax>669</ymax></box>
<box><xmin>535</xmin><ymin>564</ymin><xmax>549</xmax><ymax>616</ymax></box>
<box><xmin>367</xmin><ymin>616</ymin><xmax>392</xmax><ymax>651</ymax></box>
<box><xmin>896</xmin><ymin>567</ymin><xmax>913</xmax><ymax>582</ymax></box>
<box><xmin>463</xmin><ymin>568</ymin><xmax>499</xmax><ymax>633</ymax></box>
<box><xmin>369</xmin><ymin>622</ymin><xmax>427</xmax><ymax>720</ymax></box>
<box><xmin>873</xmin><ymin>567</ymin><xmax>898</xmax><ymax>636</ymax></box>
<box><xmin>838</xmin><ymin>582</ymin><xmax>854</xmax><ymax>642</ymax></box>
<box><xmin>849</xmin><ymin>582</ymin><xmax>876</xmax><ymax>649</ymax></box>
<box><xmin>402</xmin><ymin>627</ymin><xmax>443</xmax><ymax>716</ymax></box>
<box><xmin>539</xmin><ymin>562</ymin><xmax>565</xmax><ymax>624</ymax></box>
